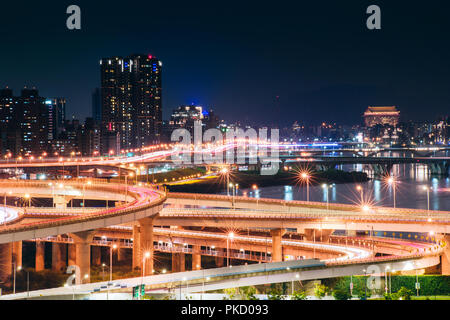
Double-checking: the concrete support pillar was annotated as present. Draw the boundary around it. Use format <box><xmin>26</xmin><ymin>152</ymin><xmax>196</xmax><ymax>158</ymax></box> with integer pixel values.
<box><xmin>132</xmin><ymin>224</ymin><xmax>141</xmax><ymax>270</ymax></box>
<box><xmin>215</xmin><ymin>250</ymin><xmax>224</xmax><ymax>267</ymax></box>
<box><xmin>304</xmin><ymin>228</ymin><xmax>334</xmax><ymax>242</ymax></box>
<box><xmin>35</xmin><ymin>241</ymin><xmax>45</xmax><ymax>271</ymax></box>
<box><xmin>117</xmin><ymin>248</ymin><xmax>126</xmax><ymax>262</ymax></box>
<box><xmin>270</xmin><ymin>229</ymin><xmax>286</xmax><ymax>262</ymax></box>
<box><xmin>12</xmin><ymin>241</ymin><xmax>22</xmax><ymax>268</ymax></box>
<box><xmin>52</xmin><ymin>242</ymin><xmax>66</xmax><ymax>272</ymax></box>
<box><xmin>0</xmin><ymin>243</ymin><xmax>12</xmax><ymax>281</ymax></box>
<box><xmin>172</xmin><ymin>253</ymin><xmax>180</xmax><ymax>272</ymax></box>
<box><xmin>441</xmin><ymin>235</ymin><xmax>450</xmax><ymax>275</ymax></box>
<box><xmin>92</xmin><ymin>246</ymin><xmax>101</xmax><ymax>266</ymax></box>
<box><xmin>139</xmin><ymin>217</ymin><xmax>154</xmax><ymax>276</ymax></box>
<box><xmin>172</xmin><ymin>253</ymin><xmax>186</xmax><ymax>272</ymax></box>
<box><xmin>192</xmin><ymin>245</ymin><xmax>201</xmax><ymax>270</ymax></box>
<box><xmin>68</xmin><ymin>244</ymin><xmax>76</xmax><ymax>266</ymax></box>
<box><xmin>172</xmin><ymin>244</ymin><xmax>186</xmax><ymax>272</ymax></box>
<box><xmin>70</xmin><ymin>230</ymin><xmax>96</xmax><ymax>284</ymax></box>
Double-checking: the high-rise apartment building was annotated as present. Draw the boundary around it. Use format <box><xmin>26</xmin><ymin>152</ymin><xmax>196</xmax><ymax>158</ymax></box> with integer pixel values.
<box><xmin>0</xmin><ymin>88</ymin><xmax>67</xmax><ymax>156</ymax></box>
<box><xmin>100</xmin><ymin>54</ymin><xmax>162</xmax><ymax>152</ymax></box>
<box><xmin>45</xmin><ymin>97</ymin><xmax>66</xmax><ymax>140</ymax></box>
<box><xmin>18</xmin><ymin>88</ymin><xmax>48</xmax><ymax>155</ymax></box>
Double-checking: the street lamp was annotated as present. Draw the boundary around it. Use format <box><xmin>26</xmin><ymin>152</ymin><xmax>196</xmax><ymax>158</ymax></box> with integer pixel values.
<box><xmin>387</xmin><ymin>176</ymin><xmax>397</xmax><ymax>208</ymax></box>
<box><xmin>182</xmin><ymin>277</ymin><xmax>188</xmax><ymax>300</ymax></box>
<box><xmin>82</xmin><ymin>180</ymin><xmax>92</xmax><ymax>211</ymax></box>
<box><xmin>356</xmin><ymin>185</ymin><xmax>363</xmax><ymax>204</ymax></box>
<box><xmin>102</xmin><ymin>263</ymin><xmax>106</xmax><ymax>281</ymax></box>
<box><xmin>300</xmin><ymin>172</ymin><xmax>310</xmax><ymax>202</ymax></box>
<box><xmin>110</xmin><ymin>243</ymin><xmax>117</xmax><ymax>282</ymax></box>
<box><xmin>227</xmin><ymin>232</ymin><xmax>234</xmax><ymax>267</ymax></box>
<box><xmin>24</xmin><ymin>194</ymin><xmax>31</xmax><ymax>207</ymax></box>
<box><xmin>423</xmin><ymin>186</ymin><xmax>431</xmax><ymax>215</ymax></box>
<box><xmin>141</xmin><ymin>251</ymin><xmax>151</xmax><ymax>299</ymax></box>
<box><xmin>221</xmin><ymin>168</ymin><xmax>230</xmax><ymax>196</ymax></box>
<box><xmin>385</xmin><ymin>266</ymin><xmax>390</xmax><ymax>295</ymax></box>
<box><xmin>13</xmin><ymin>264</ymin><xmax>21</xmax><ymax>294</ymax></box>
<box><xmin>363</xmin><ymin>268</ymin><xmax>367</xmax><ymax>299</ymax></box>
<box><xmin>229</xmin><ymin>183</ymin><xmax>239</xmax><ymax>208</ymax></box>
<box><xmin>321</xmin><ymin>184</ymin><xmax>332</xmax><ymax>210</ymax></box>
<box><xmin>142</xmin><ymin>251</ymin><xmax>150</xmax><ymax>278</ymax></box>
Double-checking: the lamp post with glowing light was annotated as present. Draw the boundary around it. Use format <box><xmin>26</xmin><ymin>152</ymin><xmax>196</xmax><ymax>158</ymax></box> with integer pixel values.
<box><xmin>110</xmin><ymin>243</ymin><xmax>117</xmax><ymax>282</ymax></box>
<box><xmin>321</xmin><ymin>184</ymin><xmax>332</xmax><ymax>210</ymax></box>
<box><xmin>423</xmin><ymin>186</ymin><xmax>430</xmax><ymax>214</ymax></box>
<box><xmin>82</xmin><ymin>180</ymin><xmax>92</xmax><ymax>211</ymax></box>
<box><xmin>221</xmin><ymin>168</ymin><xmax>230</xmax><ymax>196</ymax></box>
<box><xmin>387</xmin><ymin>176</ymin><xmax>397</xmax><ymax>208</ymax></box>
<box><xmin>102</xmin><ymin>263</ymin><xmax>106</xmax><ymax>281</ymax></box>
<box><xmin>227</xmin><ymin>232</ymin><xmax>234</xmax><ymax>267</ymax></box>
<box><xmin>300</xmin><ymin>172</ymin><xmax>310</xmax><ymax>202</ymax></box>
<box><xmin>385</xmin><ymin>266</ymin><xmax>390</xmax><ymax>294</ymax></box>
<box><xmin>141</xmin><ymin>251</ymin><xmax>151</xmax><ymax>298</ymax></box>
<box><xmin>24</xmin><ymin>194</ymin><xmax>31</xmax><ymax>207</ymax></box>
<box><xmin>13</xmin><ymin>264</ymin><xmax>21</xmax><ymax>294</ymax></box>
<box><xmin>356</xmin><ymin>185</ymin><xmax>363</xmax><ymax>204</ymax></box>
<box><xmin>229</xmin><ymin>183</ymin><xmax>239</xmax><ymax>208</ymax></box>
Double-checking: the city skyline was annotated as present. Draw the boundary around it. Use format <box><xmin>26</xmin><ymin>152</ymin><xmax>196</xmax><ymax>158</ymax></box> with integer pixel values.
<box><xmin>0</xmin><ymin>1</ymin><xmax>449</xmax><ymax>304</ymax></box>
<box><xmin>1</xmin><ymin>1</ymin><xmax>450</xmax><ymax>127</ymax></box>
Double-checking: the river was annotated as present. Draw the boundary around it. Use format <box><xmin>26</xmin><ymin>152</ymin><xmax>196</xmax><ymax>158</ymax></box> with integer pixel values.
<box><xmin>240</xmin><ymin>163</ymin><xmax>450</xmax><ymax>211</ymax></box>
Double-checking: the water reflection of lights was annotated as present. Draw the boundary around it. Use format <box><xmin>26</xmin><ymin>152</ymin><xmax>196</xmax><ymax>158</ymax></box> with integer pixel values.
<box><xmin>284</xmin><ymin>185</ymin><xmax>293</xmax><ymax>201</ymax></box>
<box><xmin>374</xmin><ymin>180</ymin><xmax>381</xmax><ymax>202</ymax></box>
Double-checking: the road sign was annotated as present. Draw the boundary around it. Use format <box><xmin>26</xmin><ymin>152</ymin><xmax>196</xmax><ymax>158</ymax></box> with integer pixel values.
<box><xmin>415</xmin><ymin>282</ymin><xmax>420</xmax><ymax>290</ymax></box>
<box><xmin>133</xmin><ymin>286</ymin><xmax>140</xmax><ymax>299</ymax></box>
<box><xmin>133</xmin><ymin>285</ymin><xmax>145</xmax><ymax>299</ymax></box>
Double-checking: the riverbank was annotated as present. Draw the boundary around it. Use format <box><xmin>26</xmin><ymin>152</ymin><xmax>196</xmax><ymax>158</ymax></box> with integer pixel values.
<box><xmin>166</xmin><ymin>169</ymin><xmax>368</xmax><ymax>194</ymax></box>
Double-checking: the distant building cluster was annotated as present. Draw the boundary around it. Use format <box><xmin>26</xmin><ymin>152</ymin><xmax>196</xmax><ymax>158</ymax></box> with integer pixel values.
<box><xmin>2</xmin><ymin>59</ymin><xmax>449</xmax><ymax>158</ymax></box>
<box><xmin>0</xmin><ymin>87</ymin><xmax>100</xmax><ymax>157</ymax></box>
<box><xmin>161</xmin><ymin>105</ymin><xmax>220</xmax><ymax>139</ymax></box>
<box><xmin>283</xmin><ymin>105</ymin><xmax>449</xmax><ymax>146</ymax></box>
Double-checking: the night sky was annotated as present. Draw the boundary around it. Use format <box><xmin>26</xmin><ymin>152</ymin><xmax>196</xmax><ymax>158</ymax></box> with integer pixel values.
<box><xmin>1</xmin><ymin>0</ymin><xmax>450</xmax><ymax>127</ymax></box>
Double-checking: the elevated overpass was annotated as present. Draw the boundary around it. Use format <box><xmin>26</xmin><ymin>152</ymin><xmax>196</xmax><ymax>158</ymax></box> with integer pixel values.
<box><xmin>0</xmin><ymin>252</ymin><xmax>442</xmax><ymax>300</ymax></box>
<box><xmin>162</xmin><ymin>193</ymin><xmax>450</xmax><ymax>234</ymax></box>
<box><xmin>0</xmin><ymin>179</ymin><xmax>448</xmax><ymax>298</ymax></box>
<box><xmin>0</xmin><ymin>179</ymin><xmax>165</xmax><ymax>281</ymax></box>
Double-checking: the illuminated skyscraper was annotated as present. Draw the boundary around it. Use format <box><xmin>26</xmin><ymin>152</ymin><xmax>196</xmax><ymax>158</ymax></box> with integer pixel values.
<box><xmin>18</xmin><ymin>88</ymin><xmax>48</xmax><ymax>155</ymax></box>
<box><xmin>45</xmin><ymin>97</ymin><xmax>66</xmax><ymax>140</ymax></box>
<box><xmin>100</xmin><ymin>54</ymin><xmax>162</xmax><ymax>152</ymax></box>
